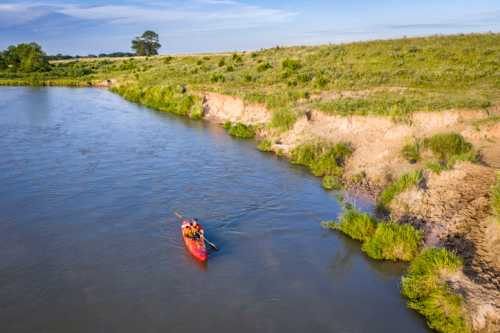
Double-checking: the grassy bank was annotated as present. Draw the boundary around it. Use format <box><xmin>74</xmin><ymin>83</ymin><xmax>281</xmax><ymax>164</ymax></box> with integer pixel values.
<box><xmin>402</xmin><ymin>249</ymin><xmax>469</xmax><ymax>333</ymax></box>
<box><xmin>323</xmin><ymin>207</ymin><xmax>422</xmax><ymax>261</ymax></box>
<box><xmin>323</xmin><ymin>207</ymin><xmax>469</xmax><ymax>332</ymax></box>
<box><xmin>2</xmin><ymin>34</ymin><xmax>498</xmax><ymax>123</ymax></box>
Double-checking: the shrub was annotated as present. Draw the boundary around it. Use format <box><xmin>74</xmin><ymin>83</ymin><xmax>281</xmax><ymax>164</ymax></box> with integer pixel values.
<box><xmin>316</xmin><ymin>76</ymin><xmax>329</xmax><ymax>88</ymax></box>
<box><xmin>290</xmin><ymin>142</ymin><xmax>352</xmax><ymax>177</ymax></box>
<box><xmin>422</xmin><ymin>133</ymin><xmax>475</xmax><ymax>165</ymax></box>
<box><xmin>210</xmin><ymin>73</ymin><xmax>225</xmax><ymax>83</ymax></box>
<box><xmin>297</xmin><ymin>72</ymin><xmax>313</xmax><ymax>83</ymax></box>
<box><xmin>232</xmin><ymin>53</ymin><xmax>243</xmax><ymax>63</ymax></box>
<box><xmin>257</xmin><ymin>62</ymin><xmax>272</xmax><ymax>72</ymax></box>
<box><xmin>189</xmin><ymin>103</ymin><xmax>204</xmax><ymax>120</ymax></box>
<box><xmin>257</xmin><ymin>140</ymin><xmax>272</xmax><ymax>152</ymax></box>
<box><xmin>401</xmin><ymin>248</ymin><xmax>469</xmax><ymax>333</ymax></box>
<box><xmin>218</xmin><ymin>58</ymin><xmax>226</xmax><ymax>67</ymax></box>
<box><xmin>225</xmin><ymin>122</ymin><xmax>256</xmax><ymax>139</ymax></box>
<box><xmin>322</xmin><ymin>175</ymin><xmax>342</xmax><ymax>190</ymax></box>
<box><xmin>282</xmin><ymin>58</ymin><xmax>302</xmax><ymax>71</ymax></box>
<box><xmin>322</xmin><ymin>208</ymin><xmax>377</xmax><ymax>241</ymax></box>
<box><xmin>243</xmin><ymin>73</ymin><xmax>253</xmax><ymax>82</ymax></box>
<box><xmin>362</xmin><ymin>223</ymin><xmax>422</xmax><ymax>261</ymax></box>
<box><xmin>402</xmin><ymin>140</ymin><xmax>421</xmax><ymax>163</ymax></box>
<box><xmin>270</xmin><ymin>108</ymin><xmax>297</xmax><ymax>132</ymax></box>
<box><xmin>378</xmin><ymin>170</ymin><xmax>423</xmax><ymax>210</ymax></box>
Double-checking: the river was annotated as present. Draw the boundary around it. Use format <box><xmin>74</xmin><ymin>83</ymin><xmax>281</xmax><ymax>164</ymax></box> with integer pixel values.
<box><xmin>0</xmin><ymin>87</ymin><xmax>428</xmax><ymax>332</ymax></box>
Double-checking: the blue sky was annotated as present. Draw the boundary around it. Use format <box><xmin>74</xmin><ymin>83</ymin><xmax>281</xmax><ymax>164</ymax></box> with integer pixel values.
<box><xmin>1</xmin><ymin>0</ymin><xmax>499</xmax><ymax>55</ymax></box>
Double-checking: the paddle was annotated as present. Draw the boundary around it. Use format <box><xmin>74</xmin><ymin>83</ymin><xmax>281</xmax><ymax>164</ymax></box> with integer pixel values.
<box><xmin>173</xmin><ymin>212</ymin><xmax>219</xmax><ymax>251</ymax></box>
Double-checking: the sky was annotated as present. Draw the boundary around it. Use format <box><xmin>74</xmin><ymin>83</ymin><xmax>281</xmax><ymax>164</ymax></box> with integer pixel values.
<box><xmin>0</xmin><ymin>0</ymin><xmax>499</xmax><ymax>55</ymax></box>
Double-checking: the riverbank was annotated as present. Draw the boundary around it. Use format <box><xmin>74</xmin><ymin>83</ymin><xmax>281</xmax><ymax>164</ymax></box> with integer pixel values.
<box><xmin>1</xmin><ymin>33</ymin><xmax>499</xmax><ymax>332</ymax></box>
<box><xmin>112</xmin><ymin>80</ymin><xmax>500</xmax><ymax>333</ymax></box>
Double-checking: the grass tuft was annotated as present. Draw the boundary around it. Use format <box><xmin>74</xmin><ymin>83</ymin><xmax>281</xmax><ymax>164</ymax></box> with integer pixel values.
<box><xmin>422</xmin><ymin>133</ymin><xmax>476</xmax><ymax>165</ymax></box>
<box><xmin>401</xmin><ymin>248</ymin><xmax>469</xmax><ymax>333</ymax></box>
<box><xmin>402</xmin><ymin>140</ymin><xmax>421</xmax><ymax>163</ymax></box>
<box><xmin>290</xmin><ymin>141</ymin><xmax>352</xmax><ymax>177</ymax></box>
<box><xmin>257</xmin><ymin>140</ymin><xmax>272</xmax><ymax>152</ymax></box>
<box><xmin>362</xmin><ymin>223</ymin><xmax>422</xmax><ymax>261</ymax></box>
<box><xmin>378</xmin><ymin>170</ymin><xmax>423</xmax><ymax>210</ymax></box>
<box><xmin>322</xmin><ymin>175</ymin><xmax>342</xmax><ymax>190</ymax></box>
<box><xmin>224</xmin><ymin>122</ymin><xmax>256</xmax><ymax>139</ymax></box>
<box><xmin>322</xmin><ymin>208</ymin><xmax>377</xmax><ymax>241</ymax></box>
<box><xmin>270</xmin><ymin>108</ymin><xmax>298</xmax><ymax>132</ymax></box>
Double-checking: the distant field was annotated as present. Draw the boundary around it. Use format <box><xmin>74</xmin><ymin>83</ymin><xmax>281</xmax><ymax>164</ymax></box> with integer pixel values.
<box><xmin>3</xmin><ymin>33</ymin><xmax>499</xmax><ymax>120</ymax></box>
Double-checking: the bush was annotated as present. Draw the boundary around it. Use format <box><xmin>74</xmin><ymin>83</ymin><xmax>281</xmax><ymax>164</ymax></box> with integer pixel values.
<box><xmin>322</xmin><ymin>175</ymin><xmax>342</xmax><ymax>190</ymax></box>
<box><xmin>210</xmin><ymin>73</ymin><xmax>225</xmax><ymax>83</ymax></box>
<box><xmin>189</xmin><ymin>103</ymin><xmax>204</xmax><ymax>120</ymax></box>
<box><xmin>218</xmin><ymin>58</ymin><xmax>226</xmax><ymax>67</ymax></box>
<box><xmin>282</xmin><ymin>58</ymin><xmax>302</xmax><ymax>71</ymax></box>
<box><xmin>322</xmin><ymin>208</ymin><xmax>377</xmax><ymax>241</ymax></box>
<box><xmin>401</xmin><ymin>248</ymin><xmax>469</xmax><ymax>333</ymax></box>
<box><xmin>225</xmin><ymin>122</ymin><xmax>256</xmax><ymax>139</ymax></box>
<box><xmin>378</xmin><ymin>170</ymin><xmax>423</xmax><ymax>210</ymax></box>
<box><xmin>257</xmin><ymin>62</ymin><xmax>272</xmax><ymax>72</ymax></box>
<box><xmin>270</xmin><ymin>108</ymin><xmax>297</xmax><ymax>132</ymax></box>
<box><xmin>423</xmin><ymin>133</ymin><xmax>477</xmax><ymax>166</ymax></box>
<box><xmin>257</xmin><ymin>140</ymin><xmax>272</xmax><ymax>152</ymax></box>
<box><xmin>362</xmin><ymin>223</ymin><xmax>422</xmax><ymax>261</ymax></box>
<box><xmin>402</xmin><ymin>141</ymin><xmax>421</xmax><ymax>163</ymax></box>
<box><xmin>290</xmin><ymin>142</ymin><xmax>352</xmax><ymax>177</ymax></box>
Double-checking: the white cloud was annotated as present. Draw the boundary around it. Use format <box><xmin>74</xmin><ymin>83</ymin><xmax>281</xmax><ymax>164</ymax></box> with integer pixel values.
<box><xmin>0</xmin><ymin>1</ymin><xmax>298</xmax><ymax>29</ymax></box>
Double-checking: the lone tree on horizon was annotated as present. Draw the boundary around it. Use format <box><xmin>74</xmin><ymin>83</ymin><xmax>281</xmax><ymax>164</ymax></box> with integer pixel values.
<box><xmin>132</xmin><ymin>31</ymin><xmax>161</xmax><ymax>56</ymax></box>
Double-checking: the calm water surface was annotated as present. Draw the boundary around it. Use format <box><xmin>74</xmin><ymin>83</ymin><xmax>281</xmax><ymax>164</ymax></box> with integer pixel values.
<box><xmin>0</xmin><ymin>87</ymin><xmax>428</xmax><ymax>332</ymax></box>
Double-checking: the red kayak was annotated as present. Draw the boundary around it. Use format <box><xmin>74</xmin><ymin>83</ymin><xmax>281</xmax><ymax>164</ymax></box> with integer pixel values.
<box><xmin>181</xmin><ymin>220</ymin><xmax>208</xmax><ymax>262</ymax></box>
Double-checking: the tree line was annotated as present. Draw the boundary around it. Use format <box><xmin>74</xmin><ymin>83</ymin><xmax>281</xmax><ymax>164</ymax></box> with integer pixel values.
<box><xmin>0</xmin><ymin>30</ymin><xmax>162</xmax><ymax>73</ymax></box>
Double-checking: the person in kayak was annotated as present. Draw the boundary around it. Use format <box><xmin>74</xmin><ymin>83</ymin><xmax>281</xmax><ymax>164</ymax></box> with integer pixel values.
<box><xmin>182</xmin><ymin>219</ymin><xmax>203</xmax><ymax>240</ymax></box>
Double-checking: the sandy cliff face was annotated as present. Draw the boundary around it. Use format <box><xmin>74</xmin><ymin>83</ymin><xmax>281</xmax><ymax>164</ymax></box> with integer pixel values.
<box><xmin>203</xmin><ymin>93</ymin><xmax>271</xmax><ymax>125</ymax></box>
<box><xmin>202</xmin><ymin>92</ymin><xmax>500</xmax><ymax>332</ymax></box>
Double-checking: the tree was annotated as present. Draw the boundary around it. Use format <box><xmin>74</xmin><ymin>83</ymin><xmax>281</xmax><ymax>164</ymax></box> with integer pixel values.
<box><xmin>0</xmin><ymin>54</ymin><xmax>6</xmax><ymax>70</ymax></box>
<box><xmin>2</xmin><ymin>43</ymin><xmax>50</xmax><ymax>72</ymax></box>
<box><xmin>132</xmin><ymin>31</ymin><xmax>161</xmax><ymax>56</ymax></box>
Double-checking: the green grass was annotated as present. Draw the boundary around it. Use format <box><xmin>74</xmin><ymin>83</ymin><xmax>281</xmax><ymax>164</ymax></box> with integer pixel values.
<box><xmin>290</xmin><ymin>141</ymin><xmax>352</xmax><ymax>177</ymax></box>
<box><xmin>269</xmin><ymin>108</ymin><xmax>298</xmax><ymax>132</ymax></box>
<box><xmin>401</xmin><ymin>133</ymin><xmax>479</xmax><ymax>172</ymax></box>
<box><xmin>322</xmin><ymin>175</ymin><xmax>342</xmax><ymax>190</ymax></box>
<box><xmin>323</xmin><ymin>207</ymin><xmax>422</xmax><ymax>261</ymax></box>
<box><xmin>223</xmin><ymin>122</ymin><xmax>256</xmax><ymax>139</ymax></box>
<box><xmin>4</xmin><ymin>33</ymin><xmax>497</xmax><ymax>121</ymax></box>
<box><xmin>257</xmin><ymin>139</ymin><xmax>273</xmax><ymax>152</ymax></box>
<box><xmin>322</xmin><ymin>208</ymin><xmax>377</xmax><ymax>241</ymax></box>
<box><xmin>314</xmin><ymin>90</ymin><xmax>491</xmax><ymax>121</ymax></box>
<box><xmin>422</xmin><ymin>133</ymin><xmax>476</xmax><ymax>164</ymax></box>
<box><xmin>362</xmin><ymin>223</ymin><xmax>422</xmax><ymax>261</ymax></box>
<box><xmin>401</xmin><ymin>248</ymin><xmax>469</xmax><ymax>333</ymax></box>
<box><xmin>111</xmin><ymin>83</ymin><xmax>203</xmax><ymax>118</ymax></box>
<box><xmin>378</xmin><ymin>170</ymin><xmax>424</xmax><ymax>210</ymax></box>
<box><xmin>402</xmin><ymin>140</ymin><xmax>421</xmax><ymax>163</ymax></box>
<box><xmin>493</xmin><ymin>172</ymin><xmax>500</xmax><ymax>223</ymax></box>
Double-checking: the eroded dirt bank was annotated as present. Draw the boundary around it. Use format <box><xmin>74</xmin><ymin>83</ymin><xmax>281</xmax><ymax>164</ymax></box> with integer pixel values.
<box><xmin>202</xmin><ymin>92</ymin><xmax>500</xmax><ymax>332</ymax></box>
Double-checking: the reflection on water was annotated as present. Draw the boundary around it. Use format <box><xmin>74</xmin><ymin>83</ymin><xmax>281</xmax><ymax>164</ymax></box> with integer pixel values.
<box><xmin>0</xmin><ymin>87</ymin><xmax>427</xmax><ymax>333</ymax></box>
